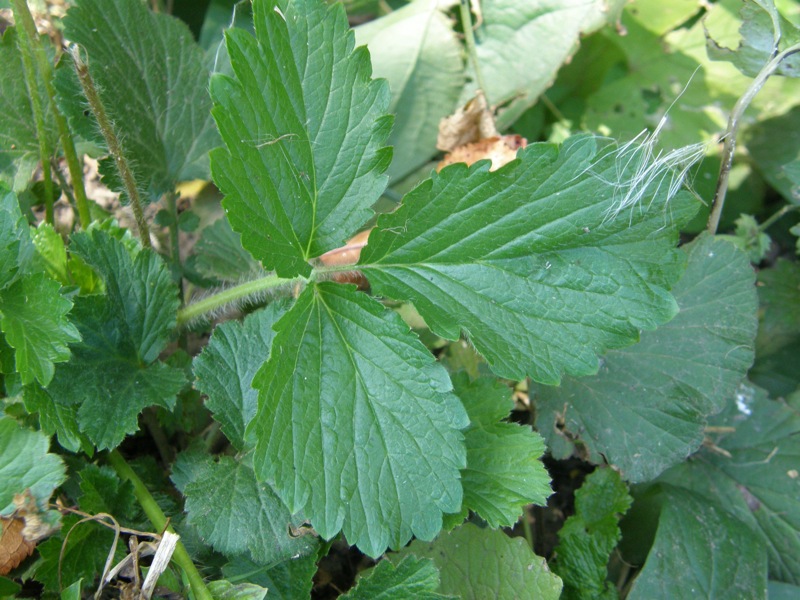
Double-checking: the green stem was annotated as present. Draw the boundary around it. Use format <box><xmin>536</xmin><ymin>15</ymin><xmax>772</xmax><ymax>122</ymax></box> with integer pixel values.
<box><xmin>70</xmin><ymin>46</ymin><xmax>151</xmax><ymax>247</ymax></box>
<box><xmin>707</xmin><ymin>42</ymin><xmax>800</xmax><ymax>234</ymax></box>
<box><xmin>758</xmin><ymin>204</ymin><xmax>799</xmax><ymax>232</ymax></box>
<box><xmin>107</xmin><ymin>450</ymin><xmax>212</xmax><ymax>600</ymax></box>
<box><xmin>176</xmin><ymin>273</ymin><xmax>300</xmax><ymax>327</ymax></box>
<box><xmin>459</xmin><ymin>0</ymin><xmax>488</xmax><ymax>95</ymax></box>
<box><xmin>13</xmin><ymin>0</ymin><xmax>91</xmax><ymax>229</ymax></box>
<box><xmin>12</xmin><ymin>0</ymin><xmax>54</xmax><ymax>224</ymax></box>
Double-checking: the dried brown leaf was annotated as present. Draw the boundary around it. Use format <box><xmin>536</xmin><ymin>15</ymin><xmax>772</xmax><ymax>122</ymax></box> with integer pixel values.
<box><xmin>437</xmin><ymin>91</ymin><xmax>500</xmax><ymax>152</ymax></box>
<box><xmin>437</xmin><ymin>135</ymin><xmax>528</xmax><ymax>172</ymax></box>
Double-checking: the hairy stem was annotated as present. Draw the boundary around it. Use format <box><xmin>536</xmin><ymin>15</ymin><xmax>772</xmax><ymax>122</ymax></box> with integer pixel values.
<box><xmin>459</xmin><ymin>0</ymin><xmax>488</xmax><ymax>95</ymax></box>
<box><xmin>12</xmin><ymin>0</ymin><xmax>54</xmax><ymax>224</ymax></box>
<box><xmin>707</xmin><ymin>42</ymin><xmax>800</xmax><ymax>234</ymax></box>
<box><xmin>176</xmin><ymin>273</ymin><xmax>300</xmax><ymax>327</ymax></box>
<box><xmin>107</xmin><ymin>450</ymin><xmax>212</xmax><ymax>600</ymax></box>
<box><xmin>70</xmin><ymin>46</ymin><xmax>151</xmax><ymax>247</ymax></box>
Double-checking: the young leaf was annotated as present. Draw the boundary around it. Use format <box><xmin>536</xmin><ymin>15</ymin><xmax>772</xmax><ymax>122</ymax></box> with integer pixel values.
<box><xmin>627</xmin><ymin>486</ymin><xmax>767</xmax><ymax>599</ymax></box>
<box><xmin>355</xmin><ymin>0</ymin><xmax>463</xmax><ymax>180</ymax></box>
<box><xmin>207</xmin><ymin>580</ymin><xmax>268</xmax><ymax>600</ymax></box>
<box><xmin>397</xmin><ymin>523</ymin><xmax>563</xmax><ymax>600</ymax></box>
<box><xmin>340</xmin><ymin>555</ymin><xmax>451</xmax><ymax>600</ymax></box>
<box><xmin>451</xmin><ymin>373</ymin><xmax>551</xmax><ymax>528</ymax></box>
<box><xmin>536</xmin><ymin>235</ymin><xmax>757</xmax><ymax>481</ymax></box>
<box><xmin>194</xmin><ymin>303</ymin><xmax>287</xmax><ymax>450</ymax></box>
<box><xmin>0</xmin><ymin>418</ymin><xmax>66</xmax><ymax>515</ymax></box>
<box><xmin>46</xmin><ymin>229</ymin><xmax>185</xmax><ymax>449</ymax></box>
<box><xmin>60</xmin><ymin>0</ymin><xmax>219</xmax><ymax>200</ymax></box>
<box><xmin>554</xmin><ymin>468</ymin><xmax>632</xmax><ymax>600</ymax></box>
<box><xmin>175</xmin><ymin>451</ymin><xmax>316</xmax><ymax>566</ymax></box>
<box><xmin>210</xmin><ymin>0</ymin><xmax>392</xmax><ymax>277</ymax></box>
<box><xmin>657</xmin><ymin>385</ymin><xmax>800</xmax><ymax>583</ymax></box>
<box><xmin>247</xmin><ymin>282</ymin><xmax>468</xmax><ymax>558</ymax></box>
<box><xmin>360</xmin><ymin>135</ymin><xmax>699</xmax><ymax>385</ymax></box>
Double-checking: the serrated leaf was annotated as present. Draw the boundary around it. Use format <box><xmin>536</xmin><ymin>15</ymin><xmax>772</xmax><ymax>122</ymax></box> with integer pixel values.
<box><xmin>194</xmin><ymin>304</ymin><xmax>286</xmax><ymax>450</ymax></box>
<box><xmin>222</xmin><ymin>552</ymin><xmax>318</xmax><ymax>600</ymax></box>
<box><xmin>0</xmin><ymin>418</ymin><xmax>66</xmax><ymax>515</ymax></box>
<box><xmin>627</xmin><ymin>486</ymin><xmax>767</xmax><ymax>599</ymax></box>
<box><xmin>397</xmin><ymin>523</ymin><xmax>562</xmax><ymax>600</ymax></box>
<box><xmin>23</xmin><ymin>384</ymin><xmax>87</xmax><ymax>454</ymax></box>
<box><xmin>32</xmin><ymin>223</ymin><xmax>68</xmax><ymax>285</ymax></box>
<box><xmin>176</xmin><ymin>451</ymin><xmax>315</xmax><ymax>565</ymax></box>
<box><xmin>0</xmin><ymin>189</ymin><xmax>37</xmax><ymax>289</ymax></box>
<box><xmin>535</xmin><ymin>235</ymin><xmax>757</xmax><ymax>481</ymax></box>
<box><xmin>208</xmin><ymin>580</ymin><xmax>268</xmax><ymax>600</ymax></box>
<box><xmin>60</xmin><ymin>0</ymin><xmax>219</xmax><ymax>201</ymax></box>
<box><xmin>554</xmin><ymin>468</ymin><xmax>632</xmax><ymax>600</ymax></box>
<box><xmin>341</xmin><ymin>555</ymin><xmax>450</xmax><ymax>600</ymax></box>
<box><xmin>360</xmin><ymin>135</ymin><xmax>698</xmax><ymax>385</ymax></box>
<box><xmin>657</xmin><ymin>384</ymin><xmax>800</xmax><ymax>583</ymax></box>
<box><xmin>0</xmin><ymin>29</ymin><xmax>56</xmax><ymax>191</ymax></box>
<box><xmin>248</xmin><ymin>282</ymin><xmax>468</xmax><ymax>558</ymax></box>
<box><xmin>355</xmin><ymin>0</ymin><xmax>463</xmax><ymax>180</ymax></box>
<box><xmin>451</xmin><ymin>373</ymin><xmax>551</xmax><ymax>528</ymax></box>
<box><xmin>210</xmin><ymin>0</ymin><xmax>392</xmax><ymax>277</ymax></box>
<box><xmin>46</xmin><ymin>230</ymin><xmax>184</xmax><ymax>449</ymax></box>
<box><xmin>190</xmin><ymin>217</ymin><xmax>262</xmax><ymax>283</ymax></box>
<box><xmin>707</xmin><ymin>1</ymin><xmax>800</xmax><ymax>78</ymax></box>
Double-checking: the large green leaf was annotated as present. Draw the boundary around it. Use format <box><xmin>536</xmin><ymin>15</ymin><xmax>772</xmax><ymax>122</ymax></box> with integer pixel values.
<box><xmin>397</xmin><ymin>523</ymin><xmax>562</xmax><ymax>600</ymax></box>
<box><xmin>247</xmin><ymin>282</ymin><xmax>468</xmax><ymax>558</ymax></box>
<box><xmin>341</xmin><ymin>555</ymin><xmax>450</xmax><ymax>600</ymax></box>
<box><xmin>211</xmin><ymin>0</ymin><xmax>392</xmax><ymax>278</ymax></box>
<box><xmin>360</xmin><ymin>135</ymin><xmax>699</xmax><ymax>385</ymax></box>
<box><xmin>627</xmin><ymin>486</ymin><xmax>767</xmax><ymax>599</ymax></box>
<box><xmin>46</xmin><ymin>230</ymin><xmax>185</xmax><ymax>449</ymax></box>
<box><xmin>554</xmin><ymin>468</ymin><xmax>632</xmax><ymax>600</ymax></box>
<box><xmin>60</xmin><ymin>0</ymin><xmax>219</xmax><ymax>200</ymax></box>
<box><xmin>657</xmin><ymin>385</ymin><xmax>800</xmax><ymax>583</ymax></box>
<box><xmin>176</xmin><ymin>451</ymin><xmax>315</xmax><ymax>565</ymax></box>
<box><xmin>193</xmin><ymin>303</ymin><xmax>287</xmax><ymax>450</ymax></box>
<box><xmin>748</xmin><ymin>106</ymin><xmax>800</xmax><ymax>204</ymax></box>
<box><xmin>535</xmin><ymin>235</ymin><xmax>757</xmax><ymax>481</ymax></box>
<box><xmin>355</xmin><ymin>0</ymin><xmax>463</xmax><ymax>180</ymax></box>
<box><xmin>0</xmin><ymin>417</ymin><xmax>66</xmax><ymax>515</ymax></box>
<box><xmin>451</xmin><ymin>373</ymin><xmax>551</xmax><ymax>528</ymax></box>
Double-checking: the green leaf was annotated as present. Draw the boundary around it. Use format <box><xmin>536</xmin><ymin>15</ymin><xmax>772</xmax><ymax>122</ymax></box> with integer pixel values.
<box><xmin>60</xmin><ymin>579</ymin><xmax>82</xmax><ymax>600</ymax></box>
<box><xmin>222</xmin><ymin>552</ymin><xmax>319</xmax><ymax>600</ymax></box>
<box><xmin>208</xmin><ymin>580</ymin><xmax>268</xmax><ymax>600</ymax></box>
<box><xmin>747</xmin><ymin>106</ymin><xmax>800</xmax><ymax>204</ymax></box>
<box><xmin>451</xmin><ymin>373</ymin><xmax>551</xmax><ymax>528</ymax></box>
<box><xmin>32</xmin><ymin>223</ymin><xmax>69</xmax><ymax>285</ymax></box>
<box><xmin>248</xmin><ymin>282</ymin><xmax>468</xmax><ymax>558</ymax></box>
<box><xmin>194</xmin><ymin>304</ymin><xmax>286</xmax><ymax>450</ymax></box>
<box><xmin>190</xmin><ymin>217</ymin><xmax>263</xmax><ymax>283</ymax></box>
<box><xmin>0</xmin><ymin>576</ymin><xmax>21</xmax><ymax>597</ymax></box>
<box><xmin>176</xmin><ymin>450</ymin><xmax>316</xmax><ymax>565</ymax></box>
<box><xmin>397</xmin><ymin>523</ymin><xmax>563</xmax><ymax>600</ymax></box>
<box><xmin>210</xmin><ymin>0</ymin><xmax>392</xmax><ymax>278</ymax></box>
<box><xmin>770</xmin><ymin>581</ymin><xmax>800</xmax><ymax>599</ymax></box>
<box><xmin>23</xmin><ymin>384</ymin><xmax>88</xmax><ymax>454</ymax></box>
<box><xmin>0</xmin><ymin>29</ymin><xmax>55</xmax><ymax>191</ymax></box>
<box><xmin>60</xmin><ymin>0</ymin><xmax>219</xmax><ymax>200</ymax></box>
<box><xmin>707</xmin><ymin>1</ymin><xmax>800</xmax><ymax>78</ymax></box>
<box><xmin>535</xmin><ymin>235</ymin><xmax>757</xmax><ymax>481</ymax></box>
<box><xmin>341</xmin><ymin>555</ymin><xmax>451</xmax><ymax>600</ymax></box>
<box><xmin>554</xmin><ymin>468</ymin><xmax>632</xmax><ymax>600</ymax></box>
<box><xmin>360</xmin><ymin>135</ymin><xmax>699</xmax><ymax>385</ymax></box>
<box><xmin>627</xmin><ymin>486</ymin><xmax>767</xmax><ymax>599</ymax></box>
<box><xmin>355</xmin><ymin>0</ymin><xmax>463</xmax><ymax>180</ymax></box>
<box><xmin>46</xmin><ymin>230</ymin><xmax>185</xmax><ymax>449</ymax></box>
<box><xmin>657</xmin><ymin>385</ymin><xmax>800</xmax><ymax>583</ymax></box>
<box><xmin>0</xmin><ymin>417</ymin><xmax>66</xmax><ymax>515</ymax></box>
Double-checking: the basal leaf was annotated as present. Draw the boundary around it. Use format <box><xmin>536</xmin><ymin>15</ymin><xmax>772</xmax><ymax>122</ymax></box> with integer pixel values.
<box><xmin>397</xmin><ymin>523</ymin><xmax>562</xmax><ymax>600</ymax></box>
<box><xmin>355</xmin><ymin>0</ymin><xmax>463</xmax><ymax>180</ymax></box>
<box><xmin>341</xmin><ymin>555</ymin><xmax>450</xmax><ymax>600</ymax></box>
<box><xmin>46</xmin><ymin>230</ymin><xmax>184</xmax><ymax>449</ymax></box>
<box><xmin>210</xmin><ymin>0</ymin><xmax>392</xmax><ymax>277</ymax></box>
<box><xmin>247</xmin><ymin>282</ymin><xmax>468</xmax><ymax>558</ymax></box>
<box><xmin>535</xmin><ymin>235</ymin><xmax>757</xmax><ymax>481</ymax></box>
<box><xmin>0</xmin><ymin>418</ymin><xmax>66</xmax><ymax>515</ymax></box>
<box><xmin>177</xmin><ymin>451</ymin><xmax>315</xmax><ymax>565</ymax></box>
<box><xmin>360</xmin><ymin>135</ymin><xmax>699</xmax><ymax>385</ymax></box>
<box><xmin>61</xmin><ymin>0</ymin><xmax>219</xmax><ymax>200</ymax></box>
<box><xmin>194</xmin><ymin>303</ymin><xmax>286</xmax><ymax>450</ymax></box>
<box><xmin>657</xmin><ymin>384</ymin><xmax>800</xmax><ymax>583</ymax></box>
<box><xmin>627</xmin><ymin>486</ymin><xmax>767</xmax><ymax>599</ymax></box>
<box><xmin>554</xmin><ymin>468</ymin><xmax>632</xmax><ymax>600</ymax></box>
<box><xmin>451</xmin><ymin>373</ymin><xmax>551</xmax><ymax>528</ymax></box>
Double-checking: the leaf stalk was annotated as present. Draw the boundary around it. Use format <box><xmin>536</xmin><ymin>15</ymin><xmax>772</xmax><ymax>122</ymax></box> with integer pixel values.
<box><xmin>459</xmin><ymin>0</ymin><xmax>488</xmax><ymax>96</ymax></box>
<box><xmin>707</xmin><ymin>42</ymin><xmax>800</xmax><ymax>234</ymax></box>
<box><xmin>69</xmin><ymin>45</ymin><xmax>151</xmax><ymax>246</ymax></box>
<box><xmin>107</xmin><ymin>450</ymin><xmax>212</xmax><ymax>600</ymax></box>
